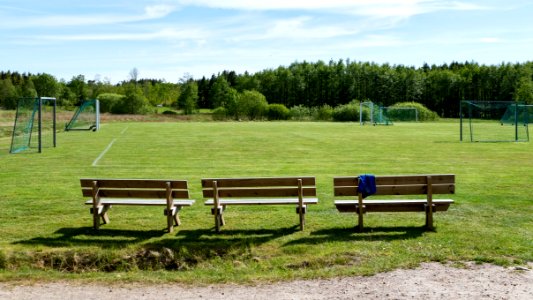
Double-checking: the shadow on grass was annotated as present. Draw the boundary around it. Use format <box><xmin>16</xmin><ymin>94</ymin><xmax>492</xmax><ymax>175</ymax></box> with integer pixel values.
<box><xmin>13</xmin><ymin>226</ymin><xmax>299</xmax><ymax>250</ymax></box>
<box><xmin>284</xmin><ymin>226</ymin><xmax>426</xmax><ymax>246</ymax></box>
<box><xmin>13</xmin><ymin>227</ymin><xmax>167</xmax><ymax>249</ymax></box>
<box><xmin>145</xmin><ymin>226</ymin><xmax>299</xmax><ymax>248</ymax></box>
<box><xmin>10</xmin><ymin>226</ymin><xmax>301</xmax><ymax>271</ymax></box>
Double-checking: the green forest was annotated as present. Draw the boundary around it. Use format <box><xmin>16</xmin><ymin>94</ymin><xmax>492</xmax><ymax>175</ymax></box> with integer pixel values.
<box><xmin>1</xmin><ymin>60</ymin><xmax>533</xmax><ymax>118</ymax></box>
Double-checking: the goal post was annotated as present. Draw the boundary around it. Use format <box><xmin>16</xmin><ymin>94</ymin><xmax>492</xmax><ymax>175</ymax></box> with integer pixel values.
<box><xmin>10</xmin><ymin>97</ymin><xmax>57</xmax><ymax>153</ymax></box>
<box><xmin>460</xmin><ymin>100</ymin><xmax>529</xmax><ymax>142</ymax></box>
<box><xmin>360</xmin><ymin>101</ymin><xmax>392</xmax><ymax>125</ymax></box>
<box><xmin>65</xmin><ymin>99</ymin><xmax>100</xmax><ymax>131</ymax></box>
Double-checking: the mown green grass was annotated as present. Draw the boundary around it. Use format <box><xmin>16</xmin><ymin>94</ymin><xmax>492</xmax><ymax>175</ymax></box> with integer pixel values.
<box><xmin>0</xmin><ymin>121</ymin><xmax>531</xmax><ymax>283</ymax></box>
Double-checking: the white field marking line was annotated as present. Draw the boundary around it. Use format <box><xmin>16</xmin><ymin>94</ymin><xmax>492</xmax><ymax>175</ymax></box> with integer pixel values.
<box><xmin>92</xmin><ymin>138</ymin><xmax>117</xmax><ymax>167</ymax></box>
<box><xmin>91</xmin><ymin>126</ymin><xmax>129</xmax><ymax>167</ymax></box>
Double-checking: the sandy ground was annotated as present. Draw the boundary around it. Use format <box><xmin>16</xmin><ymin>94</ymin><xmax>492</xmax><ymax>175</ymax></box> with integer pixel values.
<box><xmin>1</xmin><ymin>262</ymin><xmax>531</xmax><ymax>300</ymax></box>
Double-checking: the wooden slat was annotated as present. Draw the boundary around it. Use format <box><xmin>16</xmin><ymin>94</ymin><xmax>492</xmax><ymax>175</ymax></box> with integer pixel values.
<box><xmin>333</xmin><ymin>174</ymin><xmax>454</xmax><ymax>186</ymax></box>
<box><xmin>335</xmin><ymin>199</ymin><xmax>454</xmax><ymax>212</ymax></box>
<box><xmin>334</xmin><ymin>184</ymin><xmax>454</xmax><ymax>196</ymax></box>
<box><xmin>85</xmin><ymin>199</ymin><xmax>195</xmax><ymax>206</ymax></box>
<box><xmin>82</xmin><ymin>188</ymin><xmax>190</xmax><ymax>199</ymax></box>
<box><xmin>201</xmin><ymin>177</ymin><xmax>315</xmax><ymax>188</ymax></box>
<box><xmin>204</xmin><ymin>198</ymin><xmax>319</xmax><ymax>205</ymax></box>
<box><xmin>202</xmin><ymin>187</ymin><xmax>316</xmax><ymax>198</ymax></box>
<box><xmin>80</xmin><ymin>179</ymin><xmax>188</xmax><ymax>189</ymax></box>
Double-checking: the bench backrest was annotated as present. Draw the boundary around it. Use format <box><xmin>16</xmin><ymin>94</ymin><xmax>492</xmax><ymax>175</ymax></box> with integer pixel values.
<box><xmin>201</xmin><ymin>177</ymin><xmax>316</xmax><ymax>198</ymax></box>
<box><xmin>333</xmin><ymin>174</ymin><xmax>455</xmax><ymax>197</ymax></box>
<box><xmin>80</xmin><ymin>179</ymin><xmax>190</xmax><ymax>199</ymax></box>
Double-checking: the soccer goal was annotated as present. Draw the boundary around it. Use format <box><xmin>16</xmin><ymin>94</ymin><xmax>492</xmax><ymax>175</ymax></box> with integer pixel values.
<box><xmin>460</xmin><ymin>100</ymin><xmax>529</xmax><ymax>142</ymax></box>
<box><xmin>360</xmin><ymin>101</ymin><xmax>392</xmax><ymax>125</ymax></box>
<box><xmin>65</xmin><ymin>99</ymin><xmax>100</xmax><ymax>131</ymax></box>
<box><xmin>384</xmin><ymin>107</ymin><xmax>418</xmax><ymax>122</ymax></box>
<box><xmin>10</xmin><ymin>97</ymin><xmax>57</xmax><ymax>153</ymax></box>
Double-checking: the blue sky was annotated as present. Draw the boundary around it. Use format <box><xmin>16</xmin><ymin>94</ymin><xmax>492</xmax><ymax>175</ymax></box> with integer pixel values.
<box><xmin>1</xmin><ymin>0</ymin><xmax>532</xmax><ymax>83</ymax></box>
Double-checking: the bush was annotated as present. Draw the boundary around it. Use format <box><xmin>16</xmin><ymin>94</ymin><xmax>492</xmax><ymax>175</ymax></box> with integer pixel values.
<box><xmin>237</xmin><ymin>90</ymin><xmax>268</xmax><ymax>120</ymax></box>
<box><xmin>388</xmin><ymin>102</ymin><xmax>439</xmax><ymax>121</ymax></box>
<box><xmin>212</xmin><ymin>107</ymin><xmax>228</xmax><ymax>121</ymax></box>
<box><xmin>332</xmin><ymin>102</ymin><xmax>360</xmax><ymax>122</ymax></box>
<box><xmin>313</xmin><ymin>105</ymin><xmax>333</xmax><ymax>121</ymax></box>
<box><xmin>267</xmin><ymin>104</ymin><xmax>290</xmax><ymax>120</ymax></box>
<box><xmin>112</xmin><ymin>93</ymin><xmax>150</xmax><ymax>114</ymax></box>
<box><xmin>97</xmin><ymin>93</ymin><xmax>124</xmax><ymax>113</ymax></box>
<box><xmin>290</xmin><ymin>105</ymin><xmax>312</xmax><ymax>121</ymax></box>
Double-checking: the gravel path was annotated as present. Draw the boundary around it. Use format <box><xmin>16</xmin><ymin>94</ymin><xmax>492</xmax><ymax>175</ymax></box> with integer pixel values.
<box><xmin>1</xmin><ymin>262</ymin><xmax>531</xmax><ymax>299</ymax></box>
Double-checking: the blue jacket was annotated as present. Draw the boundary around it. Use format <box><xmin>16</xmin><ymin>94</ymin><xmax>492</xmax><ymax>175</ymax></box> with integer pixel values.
<box><xmin>357</xmin><ymin>174</ymin><xmax>376</xmax><ymax>198</ymax></box>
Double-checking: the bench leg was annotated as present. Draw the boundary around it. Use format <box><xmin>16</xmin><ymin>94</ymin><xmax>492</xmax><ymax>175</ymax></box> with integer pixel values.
<box><xmin>357</xmin><ymin>205</ymin><xmax>364</xmax><ymax>232</ymax></box>
<box><xmin>296</xmin><ymin>206</ymin><xmax>307</xmax><ymax>231</ymax></box>
<box><xmin>91</xmin><ymin>205</ymin><xmax>110</xmax><ymax>230</ymax></box>
<box><xmin>92</xmin><ymin>207</ymin><xmax>100</xmax><ymax>230</ymax></box>
<box><xmin>425</xmin><ymin>204</ymin><xmax>435</xmax><ymax>231</ymax></box>
<box><xmin>101</xmin><ymin>205</ymin><xmax>110</xmax><ymax>224</ymax></box>
<box><xmin>215</xmin><ymin>214</ymin><xmax>222</xmax><ymax>233</ymax></box>
<box><xmin>356</xmin><ymin>192</ymin><xmax>364</xmax><ymax>232</ymax></box>
<box><xmin>165</xmin><ymin>207</ymin><xmax>180</xmax><ymax>233</ymax></box>
<box><xmin>212</xmin><ymin>206</ymin><xmax>224</xmax><ymax>233</ymax></box>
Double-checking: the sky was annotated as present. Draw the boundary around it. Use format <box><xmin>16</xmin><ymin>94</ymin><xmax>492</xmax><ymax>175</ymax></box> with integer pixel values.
<box><xmin>1</xmin><ymin>0</ymin><xmax>532</xmax><ymax>83</ymax></box>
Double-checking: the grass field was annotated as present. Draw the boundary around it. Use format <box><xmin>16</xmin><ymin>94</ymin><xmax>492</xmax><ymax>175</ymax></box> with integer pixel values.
<box><xmin>0</xmin><ymin>120</ymin><xmax>531</xmax><ymax>283</ymax></box>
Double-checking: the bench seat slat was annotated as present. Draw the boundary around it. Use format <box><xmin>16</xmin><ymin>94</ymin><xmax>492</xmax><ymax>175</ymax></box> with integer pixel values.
<box><xmin>85</xmin><ymin>199</ymin><xmax>195</xmax><ymax>206</ymax></box>
<box><xmin>333</xmin><ymin>174</ymin><xmax>455</xmax><ymax>186</ymax></box>
<box><xmin>335</xmin><ymin>199</ymin><xmax>454</xmax><ymax>212</ymax></box>
<box><xmin>204</xmin><ymin>198</ymin><xmax>319</xmax><ymax>205</ymax></box>
<box><xmin>334</xmin><ymin>184</ymin><xmax>455</xmax><ymax>196</ymax></box>
<box><xmin>202</xmin><ymin>187</ymin><xmax>316</xmax><ymax>198</ymax></box>
<box><xmin>201</xmin><ymin>177</ymin><xmax>315</xmax><ymax>188</ymax></box>
<box><xmin>82</xmin><ymin>188</ymin><xmax>190</xmax><ymax>199</ymax></box>
<box><xmin>80</xmin><ymin>178</ymin><xmax>188</xmax><ymax>189</ymax></box>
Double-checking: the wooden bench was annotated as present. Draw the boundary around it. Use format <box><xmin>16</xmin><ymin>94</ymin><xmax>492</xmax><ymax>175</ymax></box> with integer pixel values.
<box><xmin>333</xmin><ymin>174</ymin><xmax>455</xmax><ymax>231</ymax></box>
<box><xmin>81</xmin><ymin>179</ymin><xmax>195</xmax><ymax>232</ymax></box>
<box><xmin>201</xmin><ymin>177</ymin><xmax>318</xmax><ymax>232</ymax></box>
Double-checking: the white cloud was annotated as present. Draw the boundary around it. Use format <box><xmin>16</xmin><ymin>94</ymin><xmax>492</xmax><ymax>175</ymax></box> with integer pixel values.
<box><xmin>1</xmin><ymin>4</ymin><xmax>177</xmax><ymax>28</ymax></box>
<box><xmin>144</xmin><ymin>4</ymin><xmax>176</xmax><ymax>18</ymax></box>
<box><xmin>175</xmin><ymin>0</ymin><xmax>487</xmax><ymax>18</ymax></box>
<box><xmin>37</xmin><ymin>28</ymin><xmax>207</xmax><ymax>42</ymax></box>
<box><xmin>228</xmin><ymin>16</ymin><xmax>360</xmax><ymax>42</ymax></box>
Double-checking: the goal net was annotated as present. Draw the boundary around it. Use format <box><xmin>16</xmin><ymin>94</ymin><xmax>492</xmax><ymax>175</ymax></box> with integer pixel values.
<box><xmin>460</xmin><ymin>100</ymin><xmax>529</xmax><ymax>142</ymax></box>
<box><xmin>500</xmin><ymin>104</ymin><xmax>532</xmax><ymax>125</ymax></box>
<box><xmin>383</xmin><ymin>107</ymin><xmax>418</xmax><ymax>122</ymax></box>
<box><xmin>360</xmin><ymin>101</ymin><xmax>392</xmax><ymax>125</ymax></box>
<box><xmin>65</xmin><ymin>99</ymin><xmax>100</xmax><ymax>131</ymax></box>
<box><xmin>10</xmin><ymin>97</ymin><xmax>56</xmax><ymax>153</ymax></box>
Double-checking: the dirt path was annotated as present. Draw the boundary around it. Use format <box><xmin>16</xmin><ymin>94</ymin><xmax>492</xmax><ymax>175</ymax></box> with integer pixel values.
<box><xmin>1</xmin><ymin>262</ymin><xmax>531</xmax><ymax>299</ymax></box>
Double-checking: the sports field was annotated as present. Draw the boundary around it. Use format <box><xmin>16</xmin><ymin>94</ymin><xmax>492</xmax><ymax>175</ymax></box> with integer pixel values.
<box><xmin>0</xmin><ymin>121</ymin><xmax>531</xmax><ymax>282</ymax></box>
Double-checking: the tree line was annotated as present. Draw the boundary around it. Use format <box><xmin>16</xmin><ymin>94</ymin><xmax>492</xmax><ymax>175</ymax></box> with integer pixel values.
<box><xmin>1</xmin><ymin>60</ymin><xmax>532</xmax><ymax>117</ymax></box>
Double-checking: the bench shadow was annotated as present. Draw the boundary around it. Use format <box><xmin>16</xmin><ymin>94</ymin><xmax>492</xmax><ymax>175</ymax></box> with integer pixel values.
<box><xmin>13</xmin><ymin>227</ymin><xmax>166</xmax><ymax>249</ymax></box>
<box><xmin>14</xmin><ymin>226</ymin><xmax>299</xmax><ymax>250</ymax></box>
<box><xmin>145</xmin><ymin>226</ymin><xmax>299</xmax><ymax>249</ymax></box>
<box><xmin>284</xmin><ymin>226</ymin><xmax>426</xmax><ymax>246</ymax></box>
